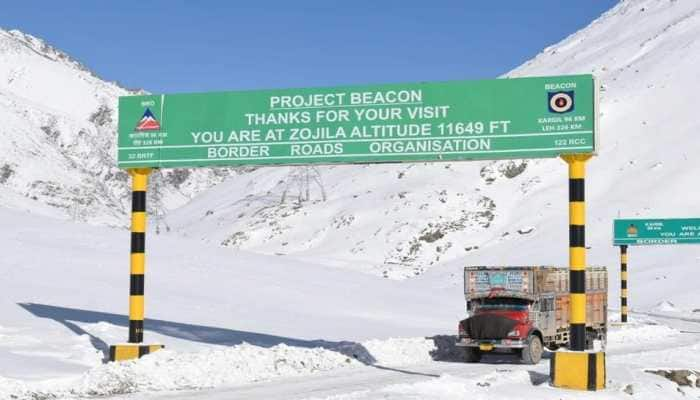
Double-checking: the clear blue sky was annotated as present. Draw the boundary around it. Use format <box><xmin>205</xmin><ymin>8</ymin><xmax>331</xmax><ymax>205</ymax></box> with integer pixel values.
<box><xmin>1</xmin><ymin>1</ymin><xmax>617</xmax><ymax>94</ymax></box>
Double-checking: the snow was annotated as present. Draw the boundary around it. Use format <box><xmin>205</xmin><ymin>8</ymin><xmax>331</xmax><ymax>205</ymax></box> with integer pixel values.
<box><xmin>651</xmin><ymin>301</ymin><xmax>679</xmax><ymax>313</ymax></box>
<box><xmin>357</xmin><ymin>338</ymin><xmax>437</xmax><ymax>366</ymax></box>
<box><xmin>1</xmin><ymin>205</ymin><xmax>699</xmax><ymax>399</ymax></box>
<box><xmin>0</xmin><ymin>29</ymin><xmax>243</xmax><ymax>226</ymax></box>
<box><xmin>0</xmin><ymin>207</ymin><xmax>460</xmax><ymax>383</ymax></box>
<box><xmin>0</xmin><ymin>344</ymin><xmax>358</xmax><ymax>398</ymax></box>
<box><xmin>1</xmin><ymin>0</ymin><xmax>700</xmax><ymax>398</ymax></box>
<box><xmin>606</xmin><ymin>318</ymin><xmax>682</xmax><ymax>351</ymax></box>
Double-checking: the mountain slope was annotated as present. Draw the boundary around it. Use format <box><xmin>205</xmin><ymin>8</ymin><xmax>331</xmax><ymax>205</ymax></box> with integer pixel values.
<box><xmin>165</xmin><ymin>0</ymin><xmax>700</xmax><ymax>281</ymax></box>
<box><xmin>0</xmin><ymin>29</ymin><xmax>241</xmax><ymax>225</ymax></box>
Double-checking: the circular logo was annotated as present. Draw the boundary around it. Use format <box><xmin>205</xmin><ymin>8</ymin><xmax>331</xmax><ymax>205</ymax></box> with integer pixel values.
<box><xmin>549</xmin><ymin>92</ymin><xmax>573</xmax><ymax>113</ymax></box>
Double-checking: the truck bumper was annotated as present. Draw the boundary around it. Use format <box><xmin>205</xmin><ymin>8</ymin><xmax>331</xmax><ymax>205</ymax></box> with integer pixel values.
<box><xmin>456</xmin><ymin>338</ymin><xmax>526</xmax><ymax>350</ymax></box>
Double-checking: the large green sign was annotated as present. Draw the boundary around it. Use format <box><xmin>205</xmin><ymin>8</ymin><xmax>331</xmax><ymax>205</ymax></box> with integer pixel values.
<box><xmin>614</xmin><ymin>218</ymin><xmax>700</xmax><ymax>245</ymax></box>
<box><xmin>117</xmin><ymin>75</ymin><xmax>597</xmax><ymax>168</ymax></box>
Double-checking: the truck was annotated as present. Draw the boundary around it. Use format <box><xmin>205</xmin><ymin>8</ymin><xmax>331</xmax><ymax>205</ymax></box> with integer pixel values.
<box><xmin>456</xmin><ymin>266</ymin><xmax>607</xmax><ymax>364</ymax></box>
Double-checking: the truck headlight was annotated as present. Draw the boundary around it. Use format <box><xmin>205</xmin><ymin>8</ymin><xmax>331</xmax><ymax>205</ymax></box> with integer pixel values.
<box><xmin>507</xmin><ymin>329</ymin><xmax>520</xmax><ymax>337</ymax></box>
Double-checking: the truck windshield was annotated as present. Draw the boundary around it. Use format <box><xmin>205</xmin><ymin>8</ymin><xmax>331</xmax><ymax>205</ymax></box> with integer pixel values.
<box><xmin>475</xmin><ymin>298</ymin><xmax>530</xmax><ymax>311</ymax></box>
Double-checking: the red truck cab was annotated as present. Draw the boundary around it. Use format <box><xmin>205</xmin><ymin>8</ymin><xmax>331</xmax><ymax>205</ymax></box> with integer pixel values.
<box><xmin>458</xmin><ymin>297</ymin><xmax>543</xmax><ymax>364</ymax></box>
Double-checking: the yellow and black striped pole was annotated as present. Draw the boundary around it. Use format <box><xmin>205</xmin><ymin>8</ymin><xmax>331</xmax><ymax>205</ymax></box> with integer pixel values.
<box><xmin>129</xmin><ymin>168</ymin><xmax>149</xmax><ymax>343</ymax></box>
<box><xmin>551</xmin><ymin>154</ymin><xmax>604</xmax><ymax>391</ymax></box>
<box><xmin>620</xmin><ymin>245</ymin><xmax>628</xmax><ymax>323</ymax></box>
<box><xmin>563</xmin><ymin>154</ymin><xmax>590</xmax><ymax>351</ymax></box>
<box><xmin>109</xmin><ymin>168</ymin><xmax>163</xmax><ymax>361</ymax></box>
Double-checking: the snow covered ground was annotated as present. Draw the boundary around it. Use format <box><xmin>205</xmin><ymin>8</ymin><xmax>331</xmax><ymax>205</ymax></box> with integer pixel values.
<box><xmin>0</xmin><ymin>207</ymin><xmax>460</xmax><ymax>397</ymax></box>
<box><xmin>1</xmin><ymin>206</ymin><xmax>699</xmax><ymax>399</ymax></box>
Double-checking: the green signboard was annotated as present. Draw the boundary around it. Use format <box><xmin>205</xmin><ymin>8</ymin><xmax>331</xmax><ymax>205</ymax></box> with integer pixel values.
<box><xmin>614</xmin><ymin>218</ymin><xmax>700</xmax><ymax>245</ymax></box>
<box><xmin>117</xmin><ymin>74</ymin><xmax>597</xmax><ymax>168</ymax></box>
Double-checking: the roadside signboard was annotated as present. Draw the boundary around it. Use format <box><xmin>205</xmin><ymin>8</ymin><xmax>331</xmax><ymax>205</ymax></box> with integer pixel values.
<box><xmin>613</xmin><ymin>218</ymin><xmax>700</xmax><ymax>245</ymax></box>
<box><xmin>117</xmin><ymin>74</ymin><xmax>597</xmax><ymax>168</ymax></box>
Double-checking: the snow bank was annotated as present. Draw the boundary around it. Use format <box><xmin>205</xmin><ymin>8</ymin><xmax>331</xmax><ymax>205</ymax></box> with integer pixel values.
<box><xmin>75</xmin><ymin>344</ymin><xmax>357</xmax><ymax>395</ymax></box>
<box><xmin>0</xmin><ymin>343</ymin><xmax>359</xmax><ymax>399</ymax></box>
<box><xmin>354</xmin><ymin>337</ymin><xmax>436</xmax><ymax>366</ymax></box>
<box><xmin>608</xmin><ymin>320</ymin><xmax>681</xmax><ymax>351</ymax></box>
<box><xmin>0</xmin><ymin>336</ymin><xmax>441</xmax><ymax>399</ymax></box>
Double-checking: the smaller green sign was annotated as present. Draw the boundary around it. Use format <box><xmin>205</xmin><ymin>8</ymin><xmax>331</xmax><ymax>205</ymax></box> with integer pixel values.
<box><xmin>613</xmin><ymin>218</ymin><xmax>700</xmax><ymax>246</ymax></box>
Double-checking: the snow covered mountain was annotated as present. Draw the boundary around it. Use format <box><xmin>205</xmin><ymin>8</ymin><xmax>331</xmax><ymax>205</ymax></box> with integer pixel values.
<box><xmin>165</xmin><ymin>0</ymin><xmax>700</xmax><ymax>279</ymax></box>
<box><xmin>0</xmin><ymin>29</ymin><xmax>239</xmax><ymax>226</ymax></box>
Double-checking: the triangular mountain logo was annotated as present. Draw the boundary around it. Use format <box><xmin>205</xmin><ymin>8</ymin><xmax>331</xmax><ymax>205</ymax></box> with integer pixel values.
<box><xmin>135</xmin><ymin>108</ymin><xmax>161</xmax><ymax>131</ymax></box>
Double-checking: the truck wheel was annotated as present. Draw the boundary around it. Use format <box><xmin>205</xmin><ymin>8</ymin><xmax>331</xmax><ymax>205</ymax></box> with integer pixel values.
<box><xmin>520</xmin><ymin>334</ymin><xmax>543</xmax><ymax>365</ymax></box>
<box><xmin>462</xmin><ymin>347</ymin><xmax>482</xmax><ymax>363</ymax></box>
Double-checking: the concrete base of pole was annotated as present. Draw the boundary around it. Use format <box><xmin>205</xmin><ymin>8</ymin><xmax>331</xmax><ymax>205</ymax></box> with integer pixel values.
<box><xmin>550</xmin><ymin>351</ymin><xmax>606</xmax><ymax>390</ymax></box>
<box><xmin>109</xmin><ymin>344</ymin><xmax>164</xmax><ymax>362</ymax></box>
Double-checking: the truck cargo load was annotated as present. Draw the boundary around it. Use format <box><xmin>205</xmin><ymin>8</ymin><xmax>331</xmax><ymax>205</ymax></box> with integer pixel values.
<box><xmin>457</xmin><ymin>266</ymin><xmax>607</xmax><ymax>364</ymax></box>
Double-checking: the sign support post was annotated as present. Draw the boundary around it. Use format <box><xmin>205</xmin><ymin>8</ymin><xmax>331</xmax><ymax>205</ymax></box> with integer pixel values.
<box><xmin>620</xmin><ymin>245</ymin><xmax>628</xmax><ymax>322</ymax></box>
<box><xmin>551</xmin><ymin>154</ymin><xmax>605</xmax><ymax>391</ymax></box>
<box><xmin>109</xmin><ymin>168</ymin><xmax>163</xmax><ymax>361</ymax></box>
<box><xmin>563</xmin><ymin>154</ymin><xmax>591</xmax><ymax>351</ymax></box>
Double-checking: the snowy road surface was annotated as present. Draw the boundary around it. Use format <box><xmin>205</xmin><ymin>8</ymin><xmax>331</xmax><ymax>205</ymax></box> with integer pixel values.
<box><xmin>133</xmin><ymin>361</ymin><xmax>481</xmax><ymax>400</ymax></box>
<box><xmin>116</xmin><ymin>316</ymin><xmax>700</xmax><ymax>400</ymax></box>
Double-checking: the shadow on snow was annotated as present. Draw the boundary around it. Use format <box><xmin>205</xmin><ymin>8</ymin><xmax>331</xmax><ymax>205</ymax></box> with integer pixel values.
<box><xmin>18</xmin><ymin>302</ymin><xmax>377</xmax><ymax>365</ymax></box>
<box><xmin>18</xmin><ymin>303</ymin><xmax>550</xmax><ymax>382</ymax></box>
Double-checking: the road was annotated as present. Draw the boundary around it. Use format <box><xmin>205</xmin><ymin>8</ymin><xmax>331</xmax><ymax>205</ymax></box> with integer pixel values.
<box><xmin>119</xmin><ymin>313</ymin><xmax>700</xmax><ymax>400</ymax></box>
<box><xmin>133</xmin><ymin>354</ymin><xmax>551</xmax><ymax>400</ymax></box>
